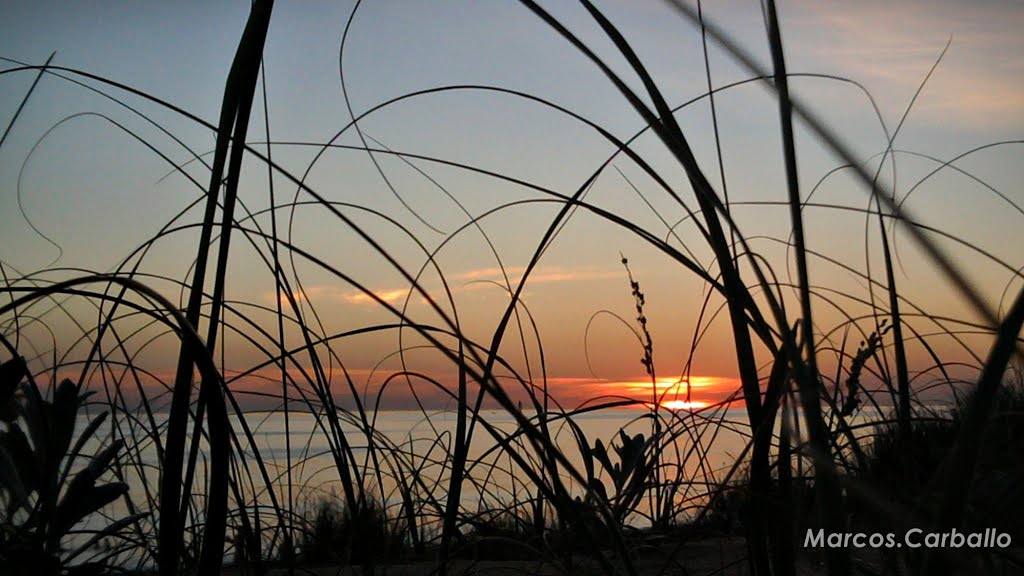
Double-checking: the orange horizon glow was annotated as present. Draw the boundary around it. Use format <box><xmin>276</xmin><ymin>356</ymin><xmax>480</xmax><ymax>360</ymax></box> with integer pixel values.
<box><xmin>601</xmin><ymin>376</ymin><xmax>737</xmax><ymax>410</ymax></box>
<box><xmin>58</xmin><ymin>366</ymin><xmax>740</xmax><ymax>412</ymax></box>
<box><xmin>656</xmin><ymin>399</ymin><xmax>711</xmax><ymax>411</ymax></box>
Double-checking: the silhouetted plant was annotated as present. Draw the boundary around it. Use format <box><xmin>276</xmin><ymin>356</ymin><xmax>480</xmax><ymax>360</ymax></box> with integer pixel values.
<box><xmin>295</xmin><ymin>492</ymin><xmax>405</xmax><ymax>571</ymax></box>
<box><xmin>458</xmin><ymin>508</ymin><xmax>546</xmax><ymax>561</ymax></box>
<box><xmin>840</xmin><ymin>319</ymin><xmax>892</xmax><ymax>417</ymax></box>
<box><xmin>589</xmin><ymin>430</ymin><xmax>654</xmax><ymax>526</ymax></box>
<box><xmin>0</xmin><ymin>356</ymin><xmax>135</xmax><ymax>575</ymax></box>
<box><xmin>855</xmin><ymin>379</ymin><xmax>1024</xmax><ymax>542</ymax></box>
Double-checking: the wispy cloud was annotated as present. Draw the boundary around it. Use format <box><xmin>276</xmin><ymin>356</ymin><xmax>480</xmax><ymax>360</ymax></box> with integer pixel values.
<box><xmin>792</xmin><ymin>0</ymin><xmax>1024</xmax><ymax>128</ymax></box>
<box><xmin>263</xmin><ymin>284</ymin><xmax>411</xmax><ymax>307</ymax></box>
<box><xmin>343</xmin><ymin>288</ymin><xmax>410</xmax><ymax>305</ymax></box>
<box><xmin>264</xmin><ymin>265</ymin><xmax>623</xmax><ymax>307</ymax></box>
<box><xmin>454</xmin><ymin>265</ymin><xmax>621</xmax><ymax>289</ymax></box>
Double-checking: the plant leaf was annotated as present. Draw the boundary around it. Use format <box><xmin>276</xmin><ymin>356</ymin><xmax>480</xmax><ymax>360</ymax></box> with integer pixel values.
<box><xmin>0</xmin><ymin>425</ymin><xmax>39</xmax><ymax>496</ymax></box>
<box><xmin>564</xmin><ymin>417</ymin><xmax>595</xmax><ymax>482</ymax></box>
<box><xmin>83</xmin><ymin>439</ymin><xmax>124</xmax><ymax>481</ymax></box>
<box><xmin>54</xmin><ymin>482</ymin><xmax>129</xmax><ymax>538</ymax></box>
<box><xmin>0</xmin><ymin>356</ymin><xmax>28</xmax><ymax>409</ymax></box>
<box><xmin>592</xmin><ymin>438</ymin><xmax>613</xmax><ymax>476</ymax></box>
<box><xmin>59</xmin><ymin>411</ymin><xmax>109</xmax><ymax>490</ymax></box>
<box><xmin>50</xmin><ymin>379</ymin><xmax>80</xmax><ymax>469</ymax></box>
<box><xmin>19</xmin><ymin>376</ymin><xmax>47</xmax><ymax>473</ymax></box>
<box><xmin>55</xmin><ymin>439</ymin><xmax>124</xmax><ymax>538</ymax></box>
<box><xmin>0</xmin><ymin>443</ymin><xmax>28</xmax><ymax>517</ymax></box>
<box><xmin>63</xmin><ymin>511</ymin><xmax>148</xmax><ymax>566</ymax></box>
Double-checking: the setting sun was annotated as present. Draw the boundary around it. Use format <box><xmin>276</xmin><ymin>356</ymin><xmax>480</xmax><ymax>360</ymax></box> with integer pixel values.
<box><xmin>605</xmin><ymin>376</ymin><xmax>735</xmax><ymax>408</ymax></box>
<box><xmin>659</xmin><ymin>399</ymin><xmax>710</xmax><ymax>411</ymax></box>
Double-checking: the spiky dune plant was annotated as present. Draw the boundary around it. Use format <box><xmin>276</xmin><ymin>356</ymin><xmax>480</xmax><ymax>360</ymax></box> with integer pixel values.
<box><xmin>0</xmin><ymin>356</ymin><xmax>139</xmax><ymax>574</ymax></box>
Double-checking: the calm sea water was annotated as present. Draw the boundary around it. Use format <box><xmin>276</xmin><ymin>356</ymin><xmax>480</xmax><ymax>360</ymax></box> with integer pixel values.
<box><xmin>235</xmin><ymin>407</ymin><xmax>752</xmax><ymax>505</ymax></box>
<box><xmin>67</xmin><ymin>405</ymin><xmax>889</xmax><ymax>567</ymax></box>
<box><xmin>93</xmin><ymin>407</ymin><xmax>753</xmax><ymax>510</ymax></box>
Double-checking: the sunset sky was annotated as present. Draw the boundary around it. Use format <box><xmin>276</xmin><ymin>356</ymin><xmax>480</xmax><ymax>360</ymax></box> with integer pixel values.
<box><xmin>2</xmin><ymin>1</ymin><xmax>1022</xmax><ymax>410</ymax></box>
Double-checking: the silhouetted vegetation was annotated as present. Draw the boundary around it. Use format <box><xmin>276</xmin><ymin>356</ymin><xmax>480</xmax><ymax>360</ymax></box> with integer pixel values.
<box><xmin>293</xmin><ymin>493</ymin><xmax>406</xmax><ymax>570</ymax></box>
<box><xmin>0</xmin><ymin>357</ymin><xmax>138</xmax><ymax>575</ymax></box>
<box><xmin>853</xmin><ymin>377</ymin><xmax>1024</xmax><ymax>543</ymax></box>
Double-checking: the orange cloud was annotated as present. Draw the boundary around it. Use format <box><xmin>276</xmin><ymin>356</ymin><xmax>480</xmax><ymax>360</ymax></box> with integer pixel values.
<box><xmin>263</xmin><ymin>265</ymin><xmax>622</xmax><ymax>308</ymax></box>
<box><xmin>455</xmin><ymin>265</ymin><xmax>620</xmax><ymax>290</ymax></box>
<box><xmin>536</xmin><ymin>375</ymin><xmax>740</xmax><ymax>410</ymax></box>
<box><xmin>263</xmin><ymin>285</ymin><xmax>414</xmax><ymax>307</ymax></box>
<box><xmin>343</xmin><ymin>288</ymin><xmax>410</xmax><ymax>305</ymax></box>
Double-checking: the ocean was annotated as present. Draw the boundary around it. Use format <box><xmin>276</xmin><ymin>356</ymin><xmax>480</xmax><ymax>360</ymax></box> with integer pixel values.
<box><xmin>63</xmin><ymin>404</ymin><xmax>892</xmax><ymax>567</ymax></box>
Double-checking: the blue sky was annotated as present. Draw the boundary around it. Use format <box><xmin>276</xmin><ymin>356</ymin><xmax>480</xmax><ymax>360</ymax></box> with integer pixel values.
<box><xmin>2</xmin><ymin>1</ymin><xmax>1022</xmax><ymax>408</ymax></box>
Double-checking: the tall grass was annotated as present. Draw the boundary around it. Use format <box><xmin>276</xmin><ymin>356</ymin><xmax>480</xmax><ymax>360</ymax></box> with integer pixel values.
<box><xmin>2</xmin><ymin>1</ymin><xmax>1021</xmax><ymax>575</ymax></box>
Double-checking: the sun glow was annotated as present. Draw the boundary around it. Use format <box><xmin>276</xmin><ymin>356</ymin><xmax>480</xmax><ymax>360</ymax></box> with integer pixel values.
<box><xmin>659</xmin><ymin>399</ymin><xmax>710</xmax><ymax>411</ymax></box>
<box><xmin>618</xmin><ymin>376</ymin><xmax>724</xmax><ymax>392</ymax></box>
<box><xmin>603</xmin><ymin>376</ymin><xmax>735</xmax><ymax>410</ymax></box>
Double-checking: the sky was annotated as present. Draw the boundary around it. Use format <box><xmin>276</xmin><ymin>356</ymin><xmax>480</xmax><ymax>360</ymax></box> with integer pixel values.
<box><xmin>1</xmin><ymin>1</ymin><xmax>1022</xmax><ymax>411</ymax></box>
